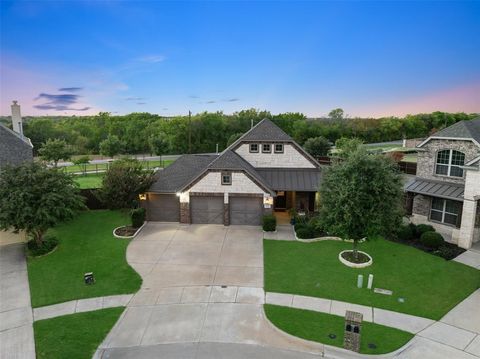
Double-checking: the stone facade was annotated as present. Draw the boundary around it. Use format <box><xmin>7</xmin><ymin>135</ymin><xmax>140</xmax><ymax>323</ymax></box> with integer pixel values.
<box><xmin>223</xmin><ymin>203</ymin><xmax>230</xmax><ymax>226</ymax></box>
<box><xmin>180</xmin><ymin>202</ymin><xmax>190</xmax><ymax>224</ymax></box>
<box><xmin>234</xmin><ymin>143</ymin><xmax>316</xmax><ymax>168</ymax></box>
<box><xmin>416</xmin><ymin>139</ymin><xmax>480</xmax><ymax>184</ymax></box>
<box><xmin>0</xmin><ymin>125</ymin><xmax>33</xmax><ymax>169</ymax></box>
<box><xmin>187</xmin><ymin>171</ymin><xmax>267</xmax><ymax>195</ymax></box>
<box><xmin>412</xmin><ymin>195</ymin><xmax>430</xmax><ymax>216</ymax></box>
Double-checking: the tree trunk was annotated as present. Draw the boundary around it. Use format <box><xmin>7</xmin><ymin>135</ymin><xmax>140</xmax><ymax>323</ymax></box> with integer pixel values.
<box><xmin>352</xmin><ymin>239</ymin><xmax>359</xmax><ymax>262</ymax></box>
<box><xmin>33</xmin><ymin>229</ymin><xmax>45</xmax><ymax>247</ymax></box>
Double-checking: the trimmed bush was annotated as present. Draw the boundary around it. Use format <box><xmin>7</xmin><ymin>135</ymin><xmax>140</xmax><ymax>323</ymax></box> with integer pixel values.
<box><xmin>262</xmin><ymin>215</ymin><xmax>277</xmax><ymax>232</ymax></box>
<box><xmin>397</xmin><ymin>224</ymin><xmax>414</xmax><ymax>241</ymax></box>
<box><xmin>294</xmin><ymin>223</ymin><xmax>306</xmax><ymax>232</ymax></box>
<box><xmin>408</xmin><ymin>222</ymin><xmax>418</xmax><ymax>238</ymax></box>
<box><xmin>296</xmin><ymin>226</ymin><xmax>315</xmax><ymax>239</ymax></box>
<box><xmin>416</xmin><ymin>224</ymin><xmax>435</xmax><ymax>236</ymax></box>
<box><xmin>435</xmin><ymin>244</ymin><xmax>465</xmax><ymax>260</ymax></box>
<box><xmin>420</xmin><ymin>231</ymin><xmax>444</xmax><ymax>249</ymax></box>
<box><xmin>131</xmin><ymin>207</ymin><xmax>146</xmax><ymax>228</ymax></box>
<box><xmin>27</xmin><ymin>234</ymin><xmax>58</xmax><ymax>257</ymax></box>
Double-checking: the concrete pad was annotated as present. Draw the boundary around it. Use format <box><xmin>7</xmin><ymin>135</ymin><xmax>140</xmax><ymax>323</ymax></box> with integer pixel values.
<box><xmin>373</xmin><ymin>308</ymin><xmax>435</xmax><ymax>334</ymax></box>
<box><xmin>141</xmin><ymin>304</ymin><xmax>207</xmax><ymax>345</ymax></box>
<box><xmin>419</xmin><ymin>321</ymin><xmax>477</xmax><ymax>350</ymax></box>
<box><xmin>267</xmin><ymin>226</ymin><xmax>296</xmax><ymax>241</ymax></box>
<box><xmin>265</xmin><ymin>292</ymin><xmax>293</xmax><ymax>307</ymax></box>
<box><xmin>209</xmin><ymin>286</ymin><xmax>238</xmax><ymax>303</ymax></box>
<box><xmin>453</xmin><ymin>251</ymin><xmax>480</xmax><ymax>269</ymax></box>
<box><xmin>75</xmin><ymin>297</ymin><xmax>104</xmax><ymax>313</ymax></box>
<box><xmin>127</xmin><ymin>240</ymin><xmax>171</xmax><ymax>264</ymax></box>
<box><xmin>330</xmin><ymin>300</ymin><xmax>373</xmax><ymax>322</ymax></box>
<box><xmin>236</xmin><ymin>287</ymin><xmax>264</xmax><ymax>304</ymax></box>
<box><xmin>33</xmin><ymin>300</ymin><xmax>76</xmax><ymax>321</ymax></box>
<box><xmin>104</xmin><ymin>306</ymin><xmax>153</xmax><ymax>348</ymax></box>
<box><xmin>465</xmin><ymin>335</ymin><xmax>480</xmax><ymax>357</ymax></box>
<box><xmin>0</xmin><ymin>307</ymin><xmax>32</xmax><ymax>332</ymax></box>
<box><xmin>175</xmin><ymin>225</ymin><xmax>227</xmax><ymax>244</ymax></box>
<box><xmin>0</xmin><ymin>270</ymin><xmax>31</xmax><ymax>312</ymax></box>
<box><xmin>292</xmin><ymin>295</ymin><xmax>331</xmax><ymax>313</ymax></box>
<box><xmin>0</xmin><ymin>243</ymin><xmax>26</xmax><ymax>274</ymax></box>
<box><xmin>144</xmin><ymin>264</ymin><xmax>216</xmax><ymax>288</ymax></box>
<box><xmin>219</xmin><ymin>240</ymin><xmax>263</xmax><ymax>267</ymax></box>
<box><xmin>181</xmin><ymin>286</ymin><xmax>212</xmax><ymax>303</ymax></box>
<box><xmin>136</xmin><ymin>223</ymin><xmax>179</xmax><ymax>242</ymax></box>
<box><xmin>159</xmin><ymin>241</ymin><xmax>223</xmax><ymax>265</ymax></box>
<box><xmin>441</xmin><ymin>289</ymin><xmax>480</xmax><ymax>334</ymax></box>
<box><xmin>393</xmin><ymin>335</ymin><xmax>479</xmax><ymax>359</ymax></box>
<box><xmin>0</xmin><ymin>325</ymin><xmax>36</xmax><ymax>359</ymax></box>
<box><xmin>128</xmin><ymin>262</ymin><xmax>155</xmax><ymax>277</ymax></box>
<box><xmin>103</xmin><ymin>294</ymin><xmax>133</xmax><ymax>308</ymax></box>
<box><xmin>130</xmin><ymin>289</ymin><xmax>160</xmax><ymax>306</ymax></box>
<box><xmin>155</xmin><ymin>287</ymin><xmax>184</xmax><ymax>304</ymax></box>
<box><xmin>214</xmin><ymin>266</ymin><xmax>263</xmax><ymax>287</ymax></box>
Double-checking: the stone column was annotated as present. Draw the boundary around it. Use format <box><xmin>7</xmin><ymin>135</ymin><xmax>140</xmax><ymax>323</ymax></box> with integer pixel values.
<box><xmin>459</xmin><ymin>199</ymin><xmax>477</xmax><ymax>249</ymax></box>
<box><xmin>179</xmin><ymin>192</ymin><xmax>190</xmax><ymax>224</ymax></box>
<box><xmin>223</xmin><ymin>193</ymin><xmax>230</xmax><ymax>226</ymax></box>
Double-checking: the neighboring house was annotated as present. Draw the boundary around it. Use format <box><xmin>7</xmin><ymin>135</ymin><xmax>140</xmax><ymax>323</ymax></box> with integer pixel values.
<box><xmin>405</xmin><ymin>118</ymin><xmax>480</xmax><ymax>249</ymax></box>
<box><xmin>144</xmin><ymin>119</ymin><xmax>321</xmax><ymax>225</ymax></box>
<box><xmin>0</xmin><ymin>101</ymin><xmax>33</xmax><ymax>170</ymax></box>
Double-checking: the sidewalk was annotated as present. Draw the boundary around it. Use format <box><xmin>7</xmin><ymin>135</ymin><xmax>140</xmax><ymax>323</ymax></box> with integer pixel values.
<box><xmin>0</xmin><ymin>244</ymin><xmax>35</xmax><ymax>359</ymax></box>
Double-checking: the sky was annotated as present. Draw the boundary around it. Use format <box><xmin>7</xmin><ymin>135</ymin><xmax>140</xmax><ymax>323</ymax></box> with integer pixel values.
<box><xmin>0</xmin><ymin>1</ymin><xmax>479</xmax><ymax>118</ymax></box>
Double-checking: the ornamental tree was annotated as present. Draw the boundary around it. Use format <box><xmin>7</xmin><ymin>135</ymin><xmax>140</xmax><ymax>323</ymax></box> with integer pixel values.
<box><xmin>99</xmin><ymin>135</ymin><xmax>123</xmax><ymax>158</ymax></box>
<box><xmin>303</xmin><ymin>136</ymin><xmax>331</xmax><ymax>157</ymax></box>
<box><xmin>39</xmin><ymin>138</ymin><xmax>74</xmax><ymax>167</ymax></box>
<box><xmin>0</xmin><ymin>163</ymin><xmax>85</xmax><ymax>246</ymax></box>
<box><xmin>98</xmin><ymin>159</ymin><xmax>154</xmax><ymax>209</ymax></box>
<box><xmin>319</xmin><ymin>143</ymin><xmax>404</xmax><ymax>258</ymax></box>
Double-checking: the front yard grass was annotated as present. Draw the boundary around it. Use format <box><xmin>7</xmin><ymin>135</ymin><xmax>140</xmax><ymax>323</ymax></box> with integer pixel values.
<box><xmin>73</xmin><ymin>173</ymin><xmax>104</xmax><ymax>189</ymax></box>
<box><xmin>264</xmin><ymin>238</ymin><xmax>479</xmax><ymax>320</ymax></box>
<box><xmin>34</xmin><ymin>307</ymin><xmax>124</xmax><ymax>359</ymax></box>
<box><xmin>265</xmin><ymin>304</ymin><xmax>413</xmax><ymax>355</ymax></box>
<box><xmin>27</xmin><ymin>210</ymin><xmax>142</xmax><ymax>307</ymax></box>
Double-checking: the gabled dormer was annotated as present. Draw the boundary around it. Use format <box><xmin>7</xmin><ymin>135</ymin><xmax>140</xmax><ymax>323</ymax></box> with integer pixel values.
<box><xmin>228</xmin><ymin>118</ymin><xmax>319</xmax><ymax>169</ymax></box>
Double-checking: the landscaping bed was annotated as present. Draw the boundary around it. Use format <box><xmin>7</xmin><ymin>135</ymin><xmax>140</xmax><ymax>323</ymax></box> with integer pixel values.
<box><xmin>265</xmin><ymin>304</ymin><xmax>413</xmax><ymax>355</ymax></box>
<box><xmin>113</xmin><ymin>226</ymin><xmax>138</xmax><ymax>237</ymax></box>
<box><xmin>264</xmin><ymin>238</ymin><xmax>480</xmax><ymax>320</ymax></box>
<box><xmin>27</xmin><ymin>210</ymin><xmax>142</xmax><ymax>308</ymax></box>
<box><xmin>34</xmin><ymin>307</ymin><xmax>124</xmax><ymax>359</ymax></box>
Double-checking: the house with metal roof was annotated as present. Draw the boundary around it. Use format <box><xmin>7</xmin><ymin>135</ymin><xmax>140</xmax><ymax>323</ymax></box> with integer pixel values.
<box><xmin>405</xmin><ymin>117</ymin><xmax>480</xmax><ymax>249</ymax></box>
<box><xmin>144</xmin><ymin>118</ymin><xmax>321</xmax><ymax>225</ymax></box>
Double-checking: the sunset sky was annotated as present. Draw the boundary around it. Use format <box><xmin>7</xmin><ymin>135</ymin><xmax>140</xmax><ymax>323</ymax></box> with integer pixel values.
<box><xmin>1</xmin><ymin>1</ymin><xmax>479</xmax><ymax>118</ymax></box>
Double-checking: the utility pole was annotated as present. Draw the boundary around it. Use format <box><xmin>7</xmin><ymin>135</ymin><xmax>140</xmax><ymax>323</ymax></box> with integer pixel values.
<box><xmin>188</xmin><ymin>110</ymin><xmax>192</xmax><ymax>154</ymax></box>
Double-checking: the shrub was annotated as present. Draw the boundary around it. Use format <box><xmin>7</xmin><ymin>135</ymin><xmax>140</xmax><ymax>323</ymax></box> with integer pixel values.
<box><xmin>131</xmin><ymin>207</ymin><xmax>146</xmax><ymax>228</ymax></box>
<box><xmin>416</xmin><ymin>224</ymin><xmax>435</xmax><ymax>236</ymax></box>
<box><xmin>397</xmin><ymin>224</ymin><xmax>414</xmax><ymax>241</ymax></box>
<box><xmin>294</xmin><ymin>223</ymin><xmax>306</xmax><ymax>232</ymax></box>
<box><xmin>296</xmin><ymin>226</ymin><xmax>315</xmax><ymax>239</ymax></box>
<box><xmin>262</xmin><ymin>215</ymin><xmax>277</xmax><ymax>232</ymax></box>
<box><xmin>408</xmin><ymin>222</ymin><xmax>418</xmax><ymax>238</ymax></box>
<box><xmin>435</xmin><ymin>244</ymin><xmax>464</xmax><ymax>260</ymax></box>
<box><xmin>27</xmin><ymin>234</ymin><xmax>58</xmax><ymax>257</ymax></box>
<box><xmin>420</xmin><ymin>231</ymin><xmax>444</xmax><ymax>249</ymax></box>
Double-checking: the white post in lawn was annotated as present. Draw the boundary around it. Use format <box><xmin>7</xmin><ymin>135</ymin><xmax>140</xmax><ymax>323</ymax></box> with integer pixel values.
<box><xmin>367</xmin><ymin>274</ymin><xmax>373</xmax><ymax>289</ymax></box>
<box><xmin>357</xmin><ymin>275</ymin><xmax>363</xmax><ymax>288</ymax></box>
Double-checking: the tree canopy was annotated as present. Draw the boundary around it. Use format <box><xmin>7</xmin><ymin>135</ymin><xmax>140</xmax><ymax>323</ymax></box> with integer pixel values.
<box><xmin>99</xmin><ymin>134</ymin><xmax>123</xmax><ymax>158</ymax></box>
<box><xmin>0</xmin><ymin>163</ymin><xmax>85</xmax><ymax>244</ymax></box>
<box><xmin>39</xmin><ymin>138</ymin><xmax>73</xmax><ymax>167</ymax></box>
<box><xmin>303</xmin><ymin>136</ymin><xmax>331</xmax><ymax>157</ymax></box>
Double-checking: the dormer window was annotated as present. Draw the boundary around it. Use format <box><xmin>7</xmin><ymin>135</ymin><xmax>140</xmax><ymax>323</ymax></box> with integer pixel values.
<box><xmin>274</xmin><ymin>144</ymin><xmax>284</xmax><ymax>153</ymax></box>
<box><xmin>262</xmin><ymin>144</ymin><xmax>271</xmax><ymax>153</ymax></box>
<box><xmin>435</xmin><ymin>149</ymin><xmax>465</xmax><ymax>177</ymax></box>
<box><xmin>249</xmin><ymin>144</ymin><xmax>259</xmax><ymax>153</ymax></box>
<box><xmin>221</xmin><ymin>172</ymin><xmax>232</xmax><ymax>185</ymax></box>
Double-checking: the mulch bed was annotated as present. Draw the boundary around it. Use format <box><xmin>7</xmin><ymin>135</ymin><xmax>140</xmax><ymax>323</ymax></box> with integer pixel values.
<box><xmin>340</xmin><ymin>250</ymin><xmax>370</xmax><ymax>264</ymax></box>
<box><xmin>114</xmin><ymin>226</ymin><xmax>138</xmax><ymax>237</ymax></box>
<box><xmin>392</xmin><ymin>238</ymin><xmax>465</xmax><ymax>260</ymax></box>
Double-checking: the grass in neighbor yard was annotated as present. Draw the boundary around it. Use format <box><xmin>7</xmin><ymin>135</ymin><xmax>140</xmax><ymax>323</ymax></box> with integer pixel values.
<box><xmin>34</xmin><ymin>307</ymin><xmax>124</xmax><ymax>359</ymax></box>
<box><xmin>265</xmin><ymin>305</ymin><xmax>413</xmax><ymax>354</ymax></box>
<box><xmin>73</xmin><ymin>173</ymin><xmax>104</xmax><ymax>189</ymax></box>
<box><xmin>264</xmin><ymin>238</ymin><xmax>479</xmax><ymax>320</ymax></box>
<box><xmin>27</xmin><ymin>210</ymin><xmax>142</xmax><ymax>308</ymax></box>
<box><xmin>62</xmin><ymin>158</ymin><xmax>174</xmax><ymax>173</ymax></box>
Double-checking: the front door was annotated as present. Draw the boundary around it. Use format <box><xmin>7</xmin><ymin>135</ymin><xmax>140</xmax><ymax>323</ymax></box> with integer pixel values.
<box><xmin>274</xmin><ymin>191</ymin><xmax>287</xmax><ymax>211</ymax></box>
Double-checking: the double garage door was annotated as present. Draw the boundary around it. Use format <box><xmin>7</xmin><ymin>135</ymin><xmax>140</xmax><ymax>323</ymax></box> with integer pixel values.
<box><xmin>190</xmin><ymin>196</ymin><xmax>262</xmax><ymax>225</ymax></box>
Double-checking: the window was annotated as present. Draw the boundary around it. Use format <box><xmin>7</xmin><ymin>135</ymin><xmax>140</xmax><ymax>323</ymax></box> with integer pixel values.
<box><xmin>249</xmin><ymin>143</ymin><xmax>259</xmax><ymax>153</ymax></box>
<box><xmin>221</xmin><ymin>172</ymin><xmax>231</xmax><ymax>185</ymax></box>
<box><xmin>274</xmin><ymin>143</ymin><xmax>284</xmax><ymax>153</ymax></box>
<box><xmin>262</xmin><ymin>143</ymin><xmax>271</xmax><ymax>153</ymax></box>
<box><xmin>430</xmin><ymin>198</ymin><xmax>461</xmax><ymax>226</ymax></box>
<box><xmin>435</xmin><ymin>149</ymin><xmax>465</xmax><ymax>177</ymax></box>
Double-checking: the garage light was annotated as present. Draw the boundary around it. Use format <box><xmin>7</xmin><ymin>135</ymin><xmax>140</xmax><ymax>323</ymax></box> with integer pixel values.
<box><xmin>138</xmin><ymin>193</ymin><xmax>147</xmax><ymax>201</ymax></box>
<box><xmin>176</xmin><ymin>192</ymin><xmax>181</xmax><ymax>197</ymax></box>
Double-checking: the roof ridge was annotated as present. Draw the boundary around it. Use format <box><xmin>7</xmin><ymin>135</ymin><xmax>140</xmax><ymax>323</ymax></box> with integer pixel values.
<box><xmin>0</xmin><ymin>123</ymin><xmax>33</xmax><ymax>147</ymax></box>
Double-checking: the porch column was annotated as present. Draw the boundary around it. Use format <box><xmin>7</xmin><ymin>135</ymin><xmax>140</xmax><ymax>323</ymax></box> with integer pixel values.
<box><xmin>458</xmin><ymin>199</ymin><xmax>477</xmax><ymax>249</ymax></box>
<box><xmin>224</xmin><ymin>193</ymin><xmax>230</xmax><ymax>226</ymax></box>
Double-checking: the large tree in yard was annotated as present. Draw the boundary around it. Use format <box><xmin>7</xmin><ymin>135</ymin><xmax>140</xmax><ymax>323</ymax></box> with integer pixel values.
<box><xmin>319</xmin><ymin>141</ymin><xmax>404</xmax><ymax>259</ymax></box>
<box><xmin>39</xmin><ymin>138</ymin><xmax>74</xmax><ymax>167</ymax></box>
<box><xmin>0</xmin><ymin>163</ymin><xmax>85</xmax><ymax>246</ymax></box>
<box><xmin>98</xmin><ymin>159</ymin><xmax>154</xmax><ymax>209</ymax></box>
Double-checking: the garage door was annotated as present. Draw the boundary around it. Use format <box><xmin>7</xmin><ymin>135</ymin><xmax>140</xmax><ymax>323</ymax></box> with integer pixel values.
<box><xmin>147</xmin><ymin>194</ymin><xmax>180</xmax><ymax>222</ymax></box>
<box><xmin>230</xmin><ymin>197</ymin><xmax>263</xmax><ymax>225</ymax></box>
<box><xmin>191</xmin><ymin>196</ymin><xmax>224</xmax><ymax>224</ymax></box>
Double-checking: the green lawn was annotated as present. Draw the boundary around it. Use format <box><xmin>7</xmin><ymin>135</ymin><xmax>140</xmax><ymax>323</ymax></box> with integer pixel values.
<box><xmin>63</xmin><ymin>158</ymin><xmax>174</xmax><ymax>173</ymax></box>
<box><xmin>73</xmin><ymin>173</ymin><xmax>104</xmax><ymax>189</ymax></box>
<box><xmin>264</xmin><ymin>239</ymin><xmax>479</xmax><ymax>320</ymax></box>
<box><xmin>34</xmin><ymin>307</ymin><xmax>124</xmax><ymax>359</ymax></box>
<box><xmin>265</xmin><ymin>305</ymin><xmax>413</xmax><ymax>355</ymax></box>
<box><xmin>27</xmin><ymin>210</ymin><xmax>142</xmax><ymax>307</ymax></box>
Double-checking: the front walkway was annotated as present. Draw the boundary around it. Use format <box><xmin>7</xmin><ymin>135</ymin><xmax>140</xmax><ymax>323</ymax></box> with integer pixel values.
<box><xmin>454</xmin><ymin>247</ymin><xmax>480</xmax><ymax>270</ymax></box>
<box><xmin>0</xmin><ymin>244</ymin><xmax>35</xmax><ymax>359</ymax></box>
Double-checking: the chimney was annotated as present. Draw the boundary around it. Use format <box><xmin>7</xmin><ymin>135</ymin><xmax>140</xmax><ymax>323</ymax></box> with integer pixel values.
<box><xmin>11</xmin><ymin>100</ymin><xmax>23</xmax><ymax>136</ymax></box>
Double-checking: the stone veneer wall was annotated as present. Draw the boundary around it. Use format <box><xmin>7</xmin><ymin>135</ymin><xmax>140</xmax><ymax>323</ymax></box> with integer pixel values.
<box><xmin>416</xmin><ymin>139</ymin><xmax>480</xmax><ymax>184</ymax></box>
<box><xmin>412</xmin><ymin>195</ymin><xmax>431</xmax><ymax>216</ymax></box>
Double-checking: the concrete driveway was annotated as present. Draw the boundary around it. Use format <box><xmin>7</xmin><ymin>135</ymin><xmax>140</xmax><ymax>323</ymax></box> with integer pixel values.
<box><xmin>97</xmin><ymin>223</ymin><xmax>324</xmax><ymax>357</ymax></box>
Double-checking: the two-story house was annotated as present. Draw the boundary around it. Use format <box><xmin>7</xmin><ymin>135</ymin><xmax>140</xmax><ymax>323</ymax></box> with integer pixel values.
<box><xmin>143</xmin><ymin>119</ymin><xmax>321</xmax><ymax>225</ymax></box>
<box><xmin>405</xmin><ymin>118</ymin><xmax>480</xmax><ymax>249</ymax></box>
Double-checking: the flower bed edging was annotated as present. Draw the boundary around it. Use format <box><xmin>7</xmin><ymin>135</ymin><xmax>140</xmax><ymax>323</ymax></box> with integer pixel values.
<box><xmin>338</xmin><ymin>250</ymin><xmax>373</xmax><ymax>268</ymax></box>
<box><xmin>113</xmin><ymin>221</ymin><xmax>147</xmax><ymax>239</ymax></box>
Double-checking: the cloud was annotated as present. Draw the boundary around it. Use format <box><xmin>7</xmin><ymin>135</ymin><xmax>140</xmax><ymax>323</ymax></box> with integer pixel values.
<box><xmin>137</xmin><ymin>102</ymin><xmax>146</xmax><ymax>105</ymax></box>
<box><xmin>33</xmin><ymin>92</ymin><xmax>90</xmax><ymax>111</ymax></box>
<box><xmin>125</xmin><ymin>97</ymin><xmax>145</xmax><ymax>101</ymax></box>
<box><xmin>206</xmin><ymin>100</ymin><xmax>216</xmax><ymax>104</ymax></box>
<box><xmin>58</xmin><ymin>87</ymin><xmax>83</xmax><ymax>92</ymax></box>
<box><xmin>224</xmin><ymin>98</ymin><xmax>239</xmax><ymax>102</ymax></box>
<box><xmin>189</xmin><ymin>95</ymin><xmax>200</xmax><ymax>99</ymax></box>
<box><xmin>34</xmin><ymin>104</ymin><xmax>91</xmax><ymax>111</ymax></box>
<box><xmin>137</xmin><ymin>55</ymin><xmax>166</xmax><ymax>63</ymax></box>
<box><xmin>162</xmin><ymin>108</ymin><xmax>168</xmax><ymax>110</ymax></box>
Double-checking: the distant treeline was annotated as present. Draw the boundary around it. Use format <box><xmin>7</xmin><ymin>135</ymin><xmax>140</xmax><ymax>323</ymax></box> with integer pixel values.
<box><xmin>1</xmin><ymin>109</ymin><xmax>477</xmax><ymax>155</ymax></box>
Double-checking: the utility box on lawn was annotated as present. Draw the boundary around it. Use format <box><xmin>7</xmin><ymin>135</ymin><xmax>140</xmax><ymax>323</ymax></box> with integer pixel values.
<box><xmin>344</xmin><ymin>310</ymin><xmax>362</xmax><ymax>352</ymax></box>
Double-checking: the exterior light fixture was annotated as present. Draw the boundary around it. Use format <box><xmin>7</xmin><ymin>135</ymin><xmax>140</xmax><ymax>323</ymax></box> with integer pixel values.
<box><xmin>138</xmin><ymin>193</ymin><xmax>147</xmax><ymax>201</ymax></box>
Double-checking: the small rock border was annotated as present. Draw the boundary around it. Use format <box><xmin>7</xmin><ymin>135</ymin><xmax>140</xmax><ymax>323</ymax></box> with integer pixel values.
<box><xmin>113</xmin><ymin>222</ymin><xmax>146</xmax><ymax>239</ymax></box>
<box><xmin>338</xmin><ymin>250</ymin><xmax>373</xmax><ymax>268</ymax></box>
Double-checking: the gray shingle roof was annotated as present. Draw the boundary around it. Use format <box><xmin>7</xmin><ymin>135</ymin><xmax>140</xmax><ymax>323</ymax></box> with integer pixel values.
<box><xmin>0</xmin><ymin>124</ymin><xmax>33</xmax><ymax>169</ymax></box>
<box><xmin>149</xmin><ymin>154</ymin><xmax>218</xmax><ymax>193</ymax></box>
<box><xmin>405</xmin><ymin>178</ymin><xmax>464</xmax><ymax>201</ymax></box>
<box><xmin>239</xmin><ymin>118</ymin><xmax>293</xmax><ymax>142</ymax></box>
<box><xmin>256</xmin><ymin>168</ymin><xmax>321</xmax><ymax>191</ymax></box>
<box><xmin>429</xmin><ymin>118</ymin><xmax>480</xmax><ymax>144</ymax></box>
